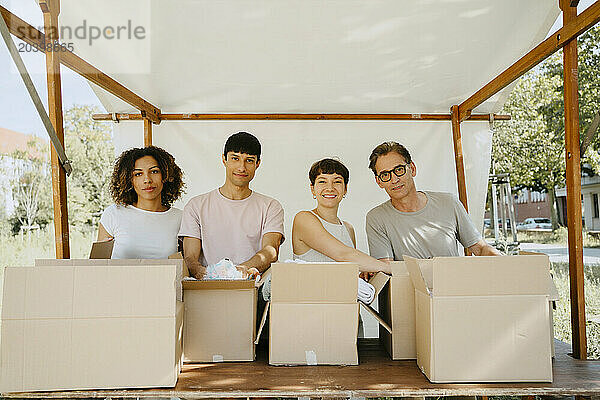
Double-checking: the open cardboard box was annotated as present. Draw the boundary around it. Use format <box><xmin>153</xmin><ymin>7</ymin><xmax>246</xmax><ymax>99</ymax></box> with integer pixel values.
<box><xmin>257</xmin><ymin>262</ymin><xmax>361</xmax><ymax>366</ymax></box>
<box><xmin>0</xmin><ymin>264</ymin><xmax>183</xmax><ymax>393</ymax></box>
<box><xmin>181</xmin><ymin>271</ymin><xmax>268</xmax><ymax>362</ymax></box>
<box><xmin>404</xmin><ymin>254</ymin><xmax>554</xmax><ymax>383</ymax></box>
<box><xmin>363</xmin><ymin>262</ymin><xmax>416</xmax><ymax>359</ymax></box>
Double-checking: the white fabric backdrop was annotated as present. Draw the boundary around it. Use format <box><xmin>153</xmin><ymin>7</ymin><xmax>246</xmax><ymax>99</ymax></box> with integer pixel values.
<box><xmin>113</xmin><ymin>120</ymin><xmax>492</xmax><ymax>261</ymax></box>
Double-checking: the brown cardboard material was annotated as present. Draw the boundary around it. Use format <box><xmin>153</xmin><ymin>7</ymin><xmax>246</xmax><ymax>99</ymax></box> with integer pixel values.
<box><xmin>182</xmin><ymin>278</ymin><xmax>258</xmax><ymax>362</ymax></box>
<box><xmin>370</xmin><ymin>262</ymin><xmax>417</xmax><ymax>360</ymax></box>
<box><xmin>35</xmin><ymin>257</ymin><xmax>185</xmax><ymax>302</ymax></box>
<box><xmin>266</xmin><ymin>262</ymin><xmax>360</xmax><ymax>366</ymax></box>
<box><xmin>89</xmin><ymin>239</ymin><xmax>114</xmax><ymax>258</ymax></box>
<box><xmin>0</xmin><ymin>265</ymin><xmax>183</xmax><ymax>393</ymax></box>
<box><xmin>405</xmin><ymin>255</ymin><xmax>553</xmax><ymax>383</ymax></box>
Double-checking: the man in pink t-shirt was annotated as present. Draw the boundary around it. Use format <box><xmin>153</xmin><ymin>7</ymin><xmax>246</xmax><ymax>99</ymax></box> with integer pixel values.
<box><xmin>179</xmin><ymin>132</ymin><xmax>285</xmax><ymax>279</ymax></box>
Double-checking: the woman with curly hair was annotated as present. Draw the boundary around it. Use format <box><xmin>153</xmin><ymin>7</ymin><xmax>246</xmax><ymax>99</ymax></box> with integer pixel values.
<box><xmin>97</xmin><ymin>146</ymin><xmax>185</xmax><ymax>259</ymax></box>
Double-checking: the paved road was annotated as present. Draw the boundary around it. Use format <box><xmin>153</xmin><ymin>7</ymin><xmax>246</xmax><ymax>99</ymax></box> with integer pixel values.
<box><xmin>519</xmin><ymin>242</ymin><xmax>600</xmax><ymax>265</ymax></box>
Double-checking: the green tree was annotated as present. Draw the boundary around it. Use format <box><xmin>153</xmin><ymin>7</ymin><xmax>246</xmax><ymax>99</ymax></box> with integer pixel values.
<box><xmin>3</xmin><ymin>140</ymin><xmax>53</xmax><ymax>234</ymax></box>
<box><xmin>492</xmin><ymin>24</ymin><xmax>600</xmax><ymax>229</ymax></box>
<box><xmin>492</xmin><ymin>62</ymin><xmax>564</xmax><ymax>228</ymax></box>
<box><xmin>539</xmin><ymin>25</ymin><xmax>600</xmax><ymax>172</ymax></box>
<box><xmin>64</xmin><ymin>105</ymin><xmax>114</xmax><ymax>229</ymax></box>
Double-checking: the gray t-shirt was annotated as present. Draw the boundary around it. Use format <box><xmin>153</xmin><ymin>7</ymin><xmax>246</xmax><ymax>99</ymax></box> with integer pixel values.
<box><xmin>365</xmin><ymin>191</ymin><xmax>481</xmax><ymax>260</ymax></box>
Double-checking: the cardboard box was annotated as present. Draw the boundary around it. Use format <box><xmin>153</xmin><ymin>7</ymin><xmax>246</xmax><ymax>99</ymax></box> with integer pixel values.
<box><xmin>89</xmin><ymin>239</ymin><xmax>114</xmax><ymax>259</ymax></box>
<box><xmin>182</xmin><ymin>278</ymin><xmax>259</xmax><ymax>362</ymax></box>
<box><xmin>405</xmin><ymin>255</ymin><xmax>553</xmax><ymax>383</ymax></box>
<box><xmin>0</xmin><ymin>265</ymin><xmax>183</xmax><ymax>393</ymax></box>
<box><xmin>35</xmin><ymin>257</ymin><xmax>186</xmax><ymax>302</ymax></box>
<box><xmin>365</xmin><ymin>262</ymin><xmax>416</xmax><ymax>359</ymax></box>
<box><xmin>262</xmin><ymin>262</ymin><xmax>360</xmax><ymax>366</ymax></box>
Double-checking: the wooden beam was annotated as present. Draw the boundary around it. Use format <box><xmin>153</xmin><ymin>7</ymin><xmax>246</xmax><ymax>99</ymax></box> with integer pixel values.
<box><xmin>561</xmin><ymin>0</ymin><xmax>587</xmax><ymax>360</ymax></box>
<box><xmin>41</xmin><ymin>0</ymin><xmax>69</xmax><ymax>259</ymax></box>
<box><xmin>0</xmin><ymin>4</ymin><xmax>161</xmax><ymax>124</ymax></box>
<box><xmin>459</xmin><ymin>0</ymin><xmax>600</xmax><ymax>121</ymax></box>
<box><xmin>144</xmin><ymin>118</ymin><xmax>152</xmax><ymax>146</ymax></box>
<box><xmin>91</xmin><ymin>113</ymin><xmax>511</xmax><ymax>121</ymax></box>
<box><xmin>451</xmin><ymin>105</ymin><xmax>470</xmax><ymax>256</ymax></box>
<box><xmin>451</xmin><ymin>106</ymin><xmax>469</xmax><ymax>212</ymax></box>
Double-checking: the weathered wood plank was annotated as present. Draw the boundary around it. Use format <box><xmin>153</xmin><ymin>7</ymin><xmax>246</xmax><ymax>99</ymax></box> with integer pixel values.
<box><xmin>91</xmin><ymin>113</ymin><xmax>511</xmax><ymax>121</ymax></box>
<box><xmin>3</xmin><ymin>340</ymin><xmax>599</xmax><ymax>399</ymax></box>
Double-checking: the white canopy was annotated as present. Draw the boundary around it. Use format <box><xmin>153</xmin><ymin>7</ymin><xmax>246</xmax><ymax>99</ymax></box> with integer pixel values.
<box><xmin>57</xmin><ymin>1</ymin><xmax>559</xmax><ymax>260</ymax></box>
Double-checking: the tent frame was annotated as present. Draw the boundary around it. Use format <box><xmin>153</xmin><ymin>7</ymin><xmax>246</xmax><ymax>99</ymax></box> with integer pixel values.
<box><xmin>1</xmin><ymin>0</ymin><xmax>598</xmax><ymax>360</ymax></box>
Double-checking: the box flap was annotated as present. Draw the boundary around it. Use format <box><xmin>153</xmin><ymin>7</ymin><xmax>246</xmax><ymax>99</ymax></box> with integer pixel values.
<box><xmin>254</xmin><ymin>301</ymin><xmax>270</xmax><ymax>345</ymax></box>
<box><xmin>270</xmin><ymin>262</ymin><xmax>358</xmax><ymax>303</ymax></box>
<box><xmin>368</xmin><ymin>272</ymin><xmax>390</xmax><ymax>297</ymax></box>
<box><xmin>432</xmin><ymin>255</ymin><xmax>550</xmax><ymax>296</ymax></box>
<box><xmin>390</xmin><ymin>261</ymin><xmax>409</xmax><ymax>276</ymax></box>
<box><xmin>360</xmin><ymin>302</ymin><xmax>392</xmax><ymax>333</ymax></box>
<box><xmin>404</xmin><ymin>256</ymin><xmax>432</xmax><ymax>295</ymax></box>
<box><xmin>89</xmin><ymin>239</ymin><xmax>114</xmax><ymax>259</ymax></box>
<box><xmin>182</xmin><ymin>279</ymin><xmax>256</xmax><ymax>290</ymax></box>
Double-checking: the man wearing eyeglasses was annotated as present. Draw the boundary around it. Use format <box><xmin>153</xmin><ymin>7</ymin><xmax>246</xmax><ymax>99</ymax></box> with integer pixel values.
<box><xmin>365</xmin><ymin>141</ymin><xmax>500</xmax><ymax>261</ymax></box>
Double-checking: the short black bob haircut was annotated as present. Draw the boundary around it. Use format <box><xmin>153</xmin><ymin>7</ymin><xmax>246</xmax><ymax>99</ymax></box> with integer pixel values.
<box><xmin>309</xmin><ymin>158</ymin><xmax>350</xmax><ymax>186</ymax></box>
<box><xmin>223</xmin><ymin>132</ymin><xmax>261</xmax><ymax>160</ymax></box>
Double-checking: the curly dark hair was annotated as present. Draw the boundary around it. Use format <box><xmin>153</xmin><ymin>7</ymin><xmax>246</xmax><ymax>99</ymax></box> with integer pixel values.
<box><xmin>110</xmin><ymin>146</ymin><xmax>184</xmax><ymax>208</ymax></box>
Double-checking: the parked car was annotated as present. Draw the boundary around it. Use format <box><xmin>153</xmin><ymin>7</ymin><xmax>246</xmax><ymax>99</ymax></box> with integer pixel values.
<box><xmin>517</xmin><ymin>218</ymin><xmax>552</xmax><ymax>231</ymax></box>
<box><xmin>483</xmin><ymin>218</ymin><xmax>513</xmax><ymax>231</ymax></box>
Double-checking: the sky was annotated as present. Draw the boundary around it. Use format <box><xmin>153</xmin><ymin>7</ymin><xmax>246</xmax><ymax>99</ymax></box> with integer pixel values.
<box><xmin>0</xmin><ymin>0</ymin><xmax>596</xmax><ymax>139</ymax></box>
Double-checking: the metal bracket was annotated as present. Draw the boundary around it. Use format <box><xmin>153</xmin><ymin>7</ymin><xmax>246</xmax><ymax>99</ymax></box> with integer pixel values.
<box><xmin>0</xmin><ymin>12</ymin><xmax>73</xmax><ymax>176</ymax></box>
<box><xmin>111</xmin><ymin>113</ymin><xmax>120</xmax><ymax>123</ymax></box>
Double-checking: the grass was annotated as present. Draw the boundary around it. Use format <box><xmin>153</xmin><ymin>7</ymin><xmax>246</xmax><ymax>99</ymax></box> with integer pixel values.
<box><xmin>0</xmin><ymin>226</ymin><xmax>95</xmax><ymax>268</ymax></box>
<box><xmin>552</xmin><ymin>261</ymin><xmax>600</xmax><ymax>359</ymax></box>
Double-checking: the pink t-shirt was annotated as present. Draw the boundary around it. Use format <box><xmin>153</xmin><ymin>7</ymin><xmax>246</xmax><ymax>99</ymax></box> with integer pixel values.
<box><xmin>178</xmin><ymin>189</ymin><xmax>285</xmax><ymax>266</ymax></box>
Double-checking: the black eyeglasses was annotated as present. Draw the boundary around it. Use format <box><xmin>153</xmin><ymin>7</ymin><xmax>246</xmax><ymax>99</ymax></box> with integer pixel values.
<box><xmin>377</xmin><ymin>164</ymin><xmax>409</xmax><ymax>182</ymax></box>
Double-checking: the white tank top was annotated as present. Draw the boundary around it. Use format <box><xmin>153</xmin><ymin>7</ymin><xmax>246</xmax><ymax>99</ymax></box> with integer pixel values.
<box><xmin>293</xmin><ymin>211</ymin><xmax>355</xmax><ymax>262</ymax></box>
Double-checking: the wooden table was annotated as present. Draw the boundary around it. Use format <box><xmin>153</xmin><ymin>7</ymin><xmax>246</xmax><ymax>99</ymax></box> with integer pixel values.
<box><xmin>4</xmin><ymin>340</ymin><xmax>599</xmax><ymax>399</ymax></box>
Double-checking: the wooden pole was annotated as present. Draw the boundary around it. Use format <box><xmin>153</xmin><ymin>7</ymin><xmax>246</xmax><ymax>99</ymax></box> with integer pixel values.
<box><xmin>451</xmin><ymin>105</ymin><xmax>470</xmax><ymax>256</ymax></box>
<box><xmin>41</xmin><ymin>0</ymin><xmax>69</xmax><ymax>259</ymax></box>
<box><xmin>451</xmin><ymin>105</ymin><xmax>469</xmax><ymax>212</ymax></box>
<box><xmin>144</xmin><ymin>118</ymin><xmax>153</xmax><ymax>146</ymax></box>
<box><xmin>561</xmin><ymin>0</ymin><xmax>587</xmax><ymax>360</ymax></box>
<box><xmin>0</xmin><ymin>5</ymin><xmax>161</xmax><ymax>124</ymax></box>
<box><xmin>91</xmin><ymin>113</ymin><xmax>511</xmax><ymax>122</ymax></box>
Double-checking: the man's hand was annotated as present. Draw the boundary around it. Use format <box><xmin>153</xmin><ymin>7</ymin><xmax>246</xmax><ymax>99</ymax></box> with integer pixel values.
<box><xmin>236</xmin><ymin>265</ymin><xmax>260</xmax><ymax>279</ymax></box>
<box><xmin>238</xmin><ymin>232</ymin><xmax>283</xmax><ymax>274</ymax></box>
<box><xmin>359</xmin><ymin>271</ymin><xmax>376</xmax><ymax>281</ymax></box>
<box><xmin>183</xmin><ymin>236</ymin><xmax>207</xmax><ymax>279</ymax></box>
<box><xmin>468</xmin><ymin>239</ymin><xmax>503</xmax><ymax>256</ymax></box>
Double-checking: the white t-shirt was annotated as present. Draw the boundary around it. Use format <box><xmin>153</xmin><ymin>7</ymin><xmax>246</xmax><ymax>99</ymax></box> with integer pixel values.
<box><xmin>100</xmin><ymin>204</ymin><xmax>183</xmax><ymax>259</ymax></box>
<box><xmin>178</xmin><ymin>189</ymin><xmax>285</xmax><ymax>266</ymax></box>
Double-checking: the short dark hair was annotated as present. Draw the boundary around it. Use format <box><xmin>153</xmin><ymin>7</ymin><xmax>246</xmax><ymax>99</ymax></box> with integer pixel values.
<box><xmin>368</xmin><ymin>141</ymin><xmax>412</xmax><ymax>175</ymax></box>
<box><xmin>110</xmin><ymin>146</ymin><xmax>184</xmax><ymax>207</ymax></box>
<box><xmin>223</xmin><ymin>132</ymin><xmax>261</xmax><ymax>160</ymax></box>
<box><xmin>309</xmin><ymin>158</ymin><xmax>349</xmax><ymax>186</ymax></box>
